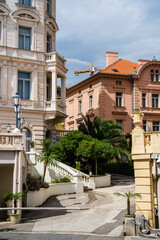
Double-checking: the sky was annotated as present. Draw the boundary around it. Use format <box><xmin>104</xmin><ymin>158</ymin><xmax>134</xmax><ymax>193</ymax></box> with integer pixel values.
<box><xmin>56</xmin><ymin>0</ymin><xmax>160</xmax><ymax>88</ymax></box>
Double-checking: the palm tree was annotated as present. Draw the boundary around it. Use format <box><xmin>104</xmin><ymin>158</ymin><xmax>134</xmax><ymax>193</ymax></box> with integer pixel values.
<box><xmin>78</xmin><ymin>114</ymin><xmax>131</xmax><ymax>161</ymax></box>
<box><xmin>114</xmin><ymin>191</ymin><xmax>141</xmax><ymax>215</ymax></box>
<box><xmin>39</xmin><ymin>139</ymin><xmax>54</xmax><ymax>182</ymax></box>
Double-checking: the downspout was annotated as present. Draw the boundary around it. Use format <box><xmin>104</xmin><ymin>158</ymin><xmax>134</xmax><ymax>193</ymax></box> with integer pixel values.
<box><xmin>156</xmin><ymin>157</ymin><xmax>160</xmax><ymax>228</ymax></box>
<box><xmin>129</xmin><ymin>75</ymin><xmax>134</xmax><ymax>129</ymax></box>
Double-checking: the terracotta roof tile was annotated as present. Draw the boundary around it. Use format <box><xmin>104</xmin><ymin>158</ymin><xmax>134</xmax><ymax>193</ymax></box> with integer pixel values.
<box><xmin>101</xmin><ymin>59</ymin><xmax>141</xmax><ymax>75</ymax></box>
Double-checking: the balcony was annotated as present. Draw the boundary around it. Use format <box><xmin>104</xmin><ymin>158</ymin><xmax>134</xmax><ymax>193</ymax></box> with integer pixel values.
<box><xmin>44</xmin><ymin>100</ymin><xmax>66</xmax><ymax>121</ymax></box>
<box><xmin>0</xmin><ymin>133</ymin><xmax>24</xmax><ymax>151</ymax></box>
<box><xmin>45</xmin><ymin>52</ymin><xmax>66</xmax><ymax>68</ymax></box>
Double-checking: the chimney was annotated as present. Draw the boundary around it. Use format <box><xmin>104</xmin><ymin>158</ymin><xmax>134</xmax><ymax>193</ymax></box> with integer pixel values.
<box><xmin>138</xmin><ymin>59</ymin><xmax>150</xmax><ymax>66</ymax></box>
<box><xmin>106</xmin><ymin>51</ymin><xmax>118</xmax><ymax>67</ymax></box>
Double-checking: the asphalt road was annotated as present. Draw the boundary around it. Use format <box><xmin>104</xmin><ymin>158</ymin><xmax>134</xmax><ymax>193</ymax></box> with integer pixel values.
<box><xmin>0</xmin><ymin>233</ymin><xmax>124</xmax><ymax>240</ymax></box>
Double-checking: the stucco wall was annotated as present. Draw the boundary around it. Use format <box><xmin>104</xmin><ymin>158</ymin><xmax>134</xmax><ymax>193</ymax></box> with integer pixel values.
<box><xmin>27</xmin><ymin>183</ymin><xmax>76</xmax><ymax>207</ymax></box>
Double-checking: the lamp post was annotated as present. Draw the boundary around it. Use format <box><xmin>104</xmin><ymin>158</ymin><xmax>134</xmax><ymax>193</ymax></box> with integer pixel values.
<box><xmin>6</xmin><ymin>123</ymin><xmax>11</xmax><ymax>133</ymax></box>
<box><xmin>13</xmin><ymin>93</ymin><xmax>24</xmax><ymax>133</ymax></box>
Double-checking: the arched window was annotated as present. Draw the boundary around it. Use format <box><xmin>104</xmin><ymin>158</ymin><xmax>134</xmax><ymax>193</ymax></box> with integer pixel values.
<box><xmin>156</xmin><ymin>70</ymin><xmax>159</xmax><ymax>82</ymax></box>
<box><xmin>151</xmin><ymin>69</ymin><xmax>154</xmax><ymax>81</ymax></box>
<box><xmin>46</xmin><ymin>130</ymin><xmax>52</xmax><ymax>142</ymax></box>
<box><xmin>26</xmin><ymin>129</ymin><xmax>32</xmax><ymax>152</ymax></box>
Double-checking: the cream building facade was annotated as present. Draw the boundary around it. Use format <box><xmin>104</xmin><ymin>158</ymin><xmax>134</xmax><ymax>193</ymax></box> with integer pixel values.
<box><xmin>0</xmin><ymin>0</ymin><xmax>67</xmax><ymax>213</ymax></box>
<box><xmin>0</xmin><ymin>0</ymin><xmax>67</xmax><ymax>151</ymax></box>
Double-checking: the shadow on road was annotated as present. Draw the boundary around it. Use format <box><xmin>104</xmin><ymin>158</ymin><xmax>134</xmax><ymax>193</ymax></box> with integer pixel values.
<box><xmin>22</xmin><ymin>195</ymin><xmax>68</xmax><ymax>222</ymax></box>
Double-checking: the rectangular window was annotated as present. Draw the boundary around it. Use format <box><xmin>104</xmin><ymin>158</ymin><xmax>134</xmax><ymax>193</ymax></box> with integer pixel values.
<box><xmin>79</xmin><ymin>100</ymin><xmax>82</xmax><ymax>113</ymax></box>
<box><xmin>156</xmin><ymin>70</ymin><xmax>159</xmax><ymax>82</ymax></box>
<box><xmin>19</xmin><ymin>27</ymin><xmax>31</xmax><ymax>50</ymax></box>
<box><xmin>46</xmin><ymin>77</ymin><xmax>51</xmax><ymax>101</ymax></box>
<box><xmin>151</xmin><ymin>70</ymin><xmax>154</xmax><ymax>81</ymax></box>
<box><xmin>89</xmin><ymin>95</ymin><xmax>93</xmax><ymax>109</ymax></box>
<box><xmin>153</xmin><ymin>121</ymin><xmax>160</xmax><ymax>131</ymax></box>
<box><xmin>47</xmin><ymin>34</ymin><xmax>52</xmax><ymax>53</ymax></box>
<box><xmin>143</xmin><ymin>120</ymin><xmax>147</xmax><ymax>132</ymax></box>
<box><xmin>116</xmin><ymin>92</ymin><xmax>123</xmax><ymax>107</ymax></box>
<box><xmin>116</xmin><ymin>81</ymin><xmax>122</xmax><ymax>85</ymax></box>
<box><xmin>19</xmin><ymin>0</ymin><xmax>32</xmax><ymax>6</ymax></box>
<box><xmin>18</xmin><ymin>72</ymin><xmax>31</xmax><ymax>99</ymax></box>
<box><xmin>47</xmin><ymin>0</ymin><xmax>52</xmax><ymax>14</ymax></box>
<box><xmin>152</xmin><ymin>94</ymin><xmax>159</xmax><ymax>108</ymax></box>
<box><xmin>142</xmin><ymin>93</ymin><xmax>146</xmax><ymax>107</ymax></box>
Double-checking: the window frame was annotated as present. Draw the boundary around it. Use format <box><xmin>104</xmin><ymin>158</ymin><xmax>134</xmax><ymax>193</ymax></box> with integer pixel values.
<box><xmin>79</xmin><ymin>100</ymin><xmax>82</xmax><ymax>113</ymax></box>
<box><xmin>156</xmin><ymin>70</ymin><xmax>159</xmax><ymax>82</ymax></box>
<box><xmin>18</xmin><ymin>71</ymin><xmax>31</xmax><ymax>100</ymax></box>
<box><xmin>151</xmin><ymin>69</ymin><xmax>154</xmax><ymax>82</ymax></box>
<box><xmin>19</xmin><ymin>26</ymin><xmax>31</xmax><ymax>51</ymax></box>
<box><xmin>25</xmin><ymin>128</ymin><xmax>32</xmax><ymax>152</ymax></box>
<box><xmin>153</xmin><ymin>121</ymin><xmax>160</xmax><ymax>132</ymax></box>
<box><xmin>142</xmin><ymin>93</ymin><xmax>146</xmax><ymax>108</ymax></box>
<box><xmin>143</xmin><ymin>120</ymin><xmax>147</xmax><ymax>132</ymax></box>
<box><xmin>47</xmin><ymin>33</ymin><xmax>52</xmax><ymax>53</ymax></box>
<box><xmin>152</xmin><ymin>94</ymin><xmax>159</xmax><ymax>108</ymax></box>
<box><xmin>46</xmin><ymin>77</ymin><xmax>51</xmax><ymax>101</ymax></box>
<box><xmin>47</xmin><ymin>0</ymin><xmax>52</xmax><ymax>14</ymax></box>
<box><xmin>89</xmin><ymin>95</ymin><xmax>93</xmax><ymax>109</ymax></box>
<box><xmin>19</xmin><ymin>0</ymin><xmax>32</xmax><ymax>6</ymax></box>
<box><xmin>116</xmin><ymin>92</ymin><xmax>123</xmax><ymax>107</ymax></box>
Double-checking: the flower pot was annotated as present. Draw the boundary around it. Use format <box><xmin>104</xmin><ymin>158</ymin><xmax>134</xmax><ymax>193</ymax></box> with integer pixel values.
<box><xmin>6</xmin><ymin>200</ymin><xmax>12</xmax><ymax>221</ymax></box>
<box><xmin>30</xmin><ymin>147</ymin><xmax>35</xmax><ymax>153</ymax></box>
<box><xmin>89</xmin><ymin>172</ymin><xmax>92</xmax><ymax>176</ymax></box>
<box><xmin>9</xmin><ymin>213</ymin><xmax>21</xmax><ymax>224</ymax></box>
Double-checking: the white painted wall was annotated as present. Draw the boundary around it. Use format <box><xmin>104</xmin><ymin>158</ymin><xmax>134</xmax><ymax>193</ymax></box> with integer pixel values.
<box><xmin>27</xmin><ymin>182</ymin><xmax>76</xmax><ymax>207</ymax></box>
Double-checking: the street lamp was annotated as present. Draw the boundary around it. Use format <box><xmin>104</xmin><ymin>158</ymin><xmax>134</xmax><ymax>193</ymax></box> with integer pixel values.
<box><xmin>13</xmin><ymin>93</ymin><xmax>24</xmax><ymax>133</ymax></box>
<box><xmin>6</xmin><ymin>123</ymin><xmax>11</xmax><ymax>133</ymax></box>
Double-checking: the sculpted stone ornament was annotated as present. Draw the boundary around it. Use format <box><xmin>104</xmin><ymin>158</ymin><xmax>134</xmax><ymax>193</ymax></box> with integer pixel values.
<box><xmin>131</xmin><ymin>109</ymin><xmax>144</xmax><ymax>127</ymax></box>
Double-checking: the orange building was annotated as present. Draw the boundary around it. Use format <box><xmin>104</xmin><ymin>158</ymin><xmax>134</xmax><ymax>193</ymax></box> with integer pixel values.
<box><xmin>65</xmin><ymin>52</ymin><xmax>160</xmax><ymax>134</ymax></box>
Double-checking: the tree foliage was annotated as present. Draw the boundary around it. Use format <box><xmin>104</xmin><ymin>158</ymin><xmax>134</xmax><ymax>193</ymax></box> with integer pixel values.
<box><xmin>78</xmin><ymin>114</ymin><xmax>131</xmax><ymax>162</ymax></box>
<box><xmin>53</xmin><ymin>114</ymin><xmax>131</xmax><ymax>174</ymax></box>
<box><xmin>39</xmin><ymin>139</ymin><xmax>55</xmax><ymax>182</ymax></box>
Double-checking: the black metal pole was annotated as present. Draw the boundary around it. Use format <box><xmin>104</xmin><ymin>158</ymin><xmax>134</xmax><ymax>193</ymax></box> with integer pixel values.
<box><xmin>16</xmin><ymin>106</ymin><xmax>18</xmax><ymax>129</ymax></box>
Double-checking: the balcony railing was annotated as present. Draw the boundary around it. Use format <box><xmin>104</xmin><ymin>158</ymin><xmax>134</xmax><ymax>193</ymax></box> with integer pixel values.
<box><xmin>144</xmin><ymin>132</ymin><xmax>160</xmax><ymax>153</ymax></box>
<box><xmin>45</xmin><ymin>52</ymin><xmax>66</xmax><ymax>67</ymax></box>
<box><xmin>0</xmin><ymin>133</ymin><xmax>23</xmax><ymax>150</ymax></box>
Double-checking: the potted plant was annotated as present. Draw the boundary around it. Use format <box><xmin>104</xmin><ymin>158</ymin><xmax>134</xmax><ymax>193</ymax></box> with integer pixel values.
<box><xmin>114</xmin><ymin>191</ymin><xmax>141</xmax><ymax>219</ymax></box>
<box><xmin>88</xmin><ymin>165</ymin><xmax>92</xmax><ymax>176</ymax></box>
<box><xmin>9</xmin><ymin>192</ymin><xmax>23</xmax><ymax>224</ymax></box>
<box><xmin>28</xmin><ymin>140</ymin><xmax>35</xmax><ymax>152</ymax></box>
<box><xmin>3</xmin><ymin>192</ymin><xmax>14</xmax><ymax>220</ymax></box>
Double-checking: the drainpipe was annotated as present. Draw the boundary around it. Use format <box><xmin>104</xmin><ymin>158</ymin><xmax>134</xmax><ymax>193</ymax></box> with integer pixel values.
<box><xmin>156</xmin><ymin>157</ymin><xmax>160</xmax><ymax>228</ymax></box>
<box><xmin>128</xmin><ymin>75</ymin><xmax>134</xmax><ymax>129</ymax></box>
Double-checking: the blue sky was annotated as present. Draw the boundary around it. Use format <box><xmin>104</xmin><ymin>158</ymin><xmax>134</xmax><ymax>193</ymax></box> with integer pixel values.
<box><xmin>56</xmin><ymin>0</ymin><xmax>160</xmax><ymax>88</ymax></box>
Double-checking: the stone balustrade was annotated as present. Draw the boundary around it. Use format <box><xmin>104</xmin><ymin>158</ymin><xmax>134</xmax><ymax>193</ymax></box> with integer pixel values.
<box><xmin>45</xmin><ymin>52</ymin><xmax>66</xmax><ymax>67</ymax></box>
<box><xmin>0</xmin><ymin>133</ymin><xmax>24</xmax><ymax>150</ymax></box>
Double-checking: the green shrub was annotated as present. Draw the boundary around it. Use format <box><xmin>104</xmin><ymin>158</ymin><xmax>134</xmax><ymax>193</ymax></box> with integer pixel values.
<box><xmin>98</xmin><ymin>161</ymin><xmax>134</xmax><ymax>176</ymax></box>
<box><xmin>26</xmin><ymin>175</ymin><xmax>49</xmax><ymax>191</ymax></box>
<box><xmin>60</xmin><ymin>177</ymin><xmax>70</xmax><ymax>183</ymax></box>
<box><xmin>51</xmin><ymin>179</ymin><xmax>59</xmax><ymax>183</ymax></box>
<box><xmin>51</xmin><ymin>177</ymin><xmax>70</xmax><ymax>183</ymax></box>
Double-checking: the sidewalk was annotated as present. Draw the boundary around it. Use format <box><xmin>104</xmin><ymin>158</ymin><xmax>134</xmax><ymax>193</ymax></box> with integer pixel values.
<box><xmin>0</xmin><ymin>175</ymin><xmax>135</xmax><ymax>237</ymax></box>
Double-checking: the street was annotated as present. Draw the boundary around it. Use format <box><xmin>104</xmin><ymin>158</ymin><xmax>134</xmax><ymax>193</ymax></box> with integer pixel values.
<box><xmin>0</xmin><ymin>175</ymin><xmax>134</xmax><ymax>240</ymax></box>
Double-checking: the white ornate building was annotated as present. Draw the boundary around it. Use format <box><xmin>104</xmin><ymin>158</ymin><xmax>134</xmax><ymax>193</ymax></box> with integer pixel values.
<box><xmin>0</xmin><ymin>0</ymin><xmax>67</xmax><ymax>151</ymax></box>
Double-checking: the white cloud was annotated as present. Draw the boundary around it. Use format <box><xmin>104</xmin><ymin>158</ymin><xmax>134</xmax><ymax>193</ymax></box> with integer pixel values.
<box><xmin>56</xmin><ymin>0</ymin><xmax>160</xmax><ymax>87</ymax></box>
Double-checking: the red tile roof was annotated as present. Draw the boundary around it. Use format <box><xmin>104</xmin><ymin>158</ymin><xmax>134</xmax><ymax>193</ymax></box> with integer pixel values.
<box><xmin>101</xmin><ymin>59</ymin><xmax>140</xmax><ymax>75</ymax></box>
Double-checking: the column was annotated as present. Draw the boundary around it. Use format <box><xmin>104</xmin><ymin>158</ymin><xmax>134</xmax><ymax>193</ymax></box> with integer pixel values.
<box><xmin>17</xmin><ymin>151</ymin><xmax>22</xmax><ymax>213</ymax></box>
<box><xmin>61</xmin><ymin>77</ymin><xmax>66</xmax><ymax>105</ymax></box>
<box><xmin>51</xmin><ymin>70</ymin><xmax>57</xmax><ymax>109</ymax></box>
